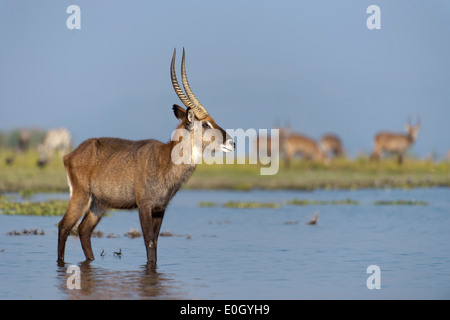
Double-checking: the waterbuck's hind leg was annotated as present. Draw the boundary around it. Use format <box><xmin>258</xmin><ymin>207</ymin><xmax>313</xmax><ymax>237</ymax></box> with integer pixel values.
<box><xmin>57</xmin><ymin>192</ymin><xmax>91</xmax><ymax>261</ymax></box>
<box><xmin>78</xmin><ymin>197</ymin><xmax>107</xmax><ymax>261</ymax></box>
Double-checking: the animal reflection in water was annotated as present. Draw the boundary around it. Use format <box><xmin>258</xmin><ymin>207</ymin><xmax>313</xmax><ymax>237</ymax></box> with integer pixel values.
<box><xmin>58</xmin><ymin>262</ymin><xmax>189</xmax><ymax>299</ymax></box>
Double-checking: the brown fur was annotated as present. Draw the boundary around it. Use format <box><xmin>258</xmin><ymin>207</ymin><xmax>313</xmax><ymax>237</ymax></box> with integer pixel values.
<box><xmin>320</xmin><ymin>134</ymin><xmax>344</xmax><ymax>158</ymax></box>
<box><xmin>371</xmin><ymin>121</ymin><xmax>420</xmax><ymax>164</ymax></box>
<box><xmin>283</xmin><ymin>133</ymin><xmax>324</xmax><ymax>167</ymax></box>
<box><xmin>58</xmin><ymin>105</ymin><xmax>233</xmax><ymax>263</ymax></box>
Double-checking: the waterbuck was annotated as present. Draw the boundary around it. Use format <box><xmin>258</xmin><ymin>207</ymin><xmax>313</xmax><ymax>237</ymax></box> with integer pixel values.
<box><xmin>371</xmin><ymin>119</ymin><xmax>420</xmax><ymax>164</ymax></box>
<box><xmin>320</xmin><ymin>134</ymin><xmax>345</xmax><ymax>159</ymax></box>
<box><xmin>57</xmin><ymin>49</ymin><xmax>235</xmax><ymax>263</ymax></box>
<box><xmin>283</xmin><ymin>132</ymin><xmax>324</xmax><ymax>168</ymax></box>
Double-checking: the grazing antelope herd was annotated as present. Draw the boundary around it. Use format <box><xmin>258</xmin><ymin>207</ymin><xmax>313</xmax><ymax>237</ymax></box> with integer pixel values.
<box><xmin>255</xmin><ymin>118</ymin><xmax>420</xmax><ymax>167</ymax></box>
<box><xmin>256</xmin><ymin>125</ymin><xmax>343</xmax><ymax>167</ymax></box>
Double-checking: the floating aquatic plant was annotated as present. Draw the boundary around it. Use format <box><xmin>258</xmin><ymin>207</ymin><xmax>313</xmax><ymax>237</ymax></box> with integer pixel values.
<box><xmin>373</xmin><ymin>200</ymin><xmax>428</xmax><ymax>206</ymax></box>
<box><xmin>124</xmin><ymin>228</ymin><xmax>141</xmax><ymax>238</ymax></box>
<box><xmin>286</xmin><ymin>199</ymin><xmax>360</xmax><ymax>206</ymax></box>
<box><xmin>7</xmin><ymin>228</ymin><xmax>45</xmax><ymax>236</ymax></box>
<box><xmin>0</xmin><ymin>198</ymin><xmax>69</xmax><ymax>216</ymax></box>
<box><xmin>198</xmin><ymin>201</ymin><xmax>217</xmax><ymax>207</ymax></box>
<box><xmin>222</xmin><ymin>201</ymin><xmax>281</xmax><ymax>209</ymax></box>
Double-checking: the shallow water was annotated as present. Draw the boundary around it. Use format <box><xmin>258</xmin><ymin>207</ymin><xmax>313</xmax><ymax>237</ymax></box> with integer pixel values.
<box><xmin>0</xmin><ymin>188</ymin><xmax>449</xmax><ymax>299</ymax></box>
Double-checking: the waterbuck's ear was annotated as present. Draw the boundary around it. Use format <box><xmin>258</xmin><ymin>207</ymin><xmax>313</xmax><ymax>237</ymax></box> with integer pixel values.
<box><xmin>173</xmin><ymin>104</ymin><xmax>186</xmax><ymax>121</ymax></box>
<box><xmin>186</xmin><ymin>107</ymin><xmax>195</xmax><ymax>125</ymax></box>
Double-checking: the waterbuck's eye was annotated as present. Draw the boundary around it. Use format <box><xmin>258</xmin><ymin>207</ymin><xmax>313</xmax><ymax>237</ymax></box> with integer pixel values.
<box><xmin>202</xmin><ymin>122</ymin><xmax>211</xmax><ymax>129</ymax></box>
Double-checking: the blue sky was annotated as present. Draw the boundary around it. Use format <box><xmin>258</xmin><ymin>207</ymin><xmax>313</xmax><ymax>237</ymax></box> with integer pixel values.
<box><xmin>1</xmin><ymin>0</ymin><xmax>449</xmax><ymax>158</ymax></box>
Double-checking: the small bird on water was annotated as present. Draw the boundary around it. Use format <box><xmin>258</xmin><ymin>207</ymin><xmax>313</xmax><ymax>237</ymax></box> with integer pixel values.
<box><xmin>306</xmin><ymin>211</ymin><xmax>319</xmax><ymax>225</ymax></box>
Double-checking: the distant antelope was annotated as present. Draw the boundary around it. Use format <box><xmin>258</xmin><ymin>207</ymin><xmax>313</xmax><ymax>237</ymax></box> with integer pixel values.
<box><xmin>371</xmin><ymin>119</ymin><xmax>420</xmax><ymax>164</ymax></box>
<box><xmin>320</xmin><ymin>134</ymin><xmax>345</xmax><ymax>159</ymax></box>
<box><xmin>5</xmin><ymin>129</ymin><xmax>31</xmax><ymax>165</ymax></box>
<box><xmin>255</xmin><ymin>132</ymin><xmax>272</xmax><ymax>158</ymax></box>
<box><xmin>37</xmin><ymin>128</ymin><xmax>72</xmax><ymax>167</ymax></box>
<box><xmin>254</xmin><ymin>126</ymin><xmax>287</xmax><ymax>159</ymax></box>
<box><xmin>283</xmin><ymin>132</ymin><xmax>324</xmax><ymax>168</ymax></box>
<box><xmin>57</xmin><ymin>49</ymin><xmax>235</xmax><ymax>263</ymax></box>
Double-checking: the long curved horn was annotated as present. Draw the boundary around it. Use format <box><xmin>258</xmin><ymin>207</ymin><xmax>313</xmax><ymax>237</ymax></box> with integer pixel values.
<box><xmin>181</xmin><ymin>48</ymin><xmax>209</xmax><ymax>119</ymax></box>
<box><xmin>171</xmin><ymin>49</ymin><xmax>193</xmax><ymax>109</ymax></box>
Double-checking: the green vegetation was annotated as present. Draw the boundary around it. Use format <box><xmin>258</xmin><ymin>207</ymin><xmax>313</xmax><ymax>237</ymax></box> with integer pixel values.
<box><xmin>0</xmin><ymin>148</ymin><xmax>449</xmax><ymax>193</ymax></box>
<box><xmin>286</xmin><ymin>198</ymin><xmax>360</xmax><ymax>205</ymax></box>
<box><xmin>186</xmin><ymin>157</ymin><xmax>450</xmax><ymax>190</ymax></box>
<box><xmin>201</xmin><ymin>198</ymin><xmax>429</xmax><ymax>209</ymax></box>
<box><xmin>222</xmin><ymin>201</ymin><xmax>281</xmax><ymax>209</ymax></box>
<box><xmin>373</xmin><ymin>200</ymin><xmax>428</xmax><ymax>206</ymax></box>
<box><xmin>0</xmin><ymin>149</ymin><xmax>69</xmax><ymax>193</ymax></box>
<box><xmin>0</xmin><ymin>146</ymin><xmax>445</xmax><ymax>216</ymax></box>
<box><xmin>0</xmin><ymin>196</ymin><xmax>68</xmax><ymax>216</ymax></box>
<box><xmin>198</xmin><ymin>201</ymin><xmax>217</xmax><ymax>207</ymax></box>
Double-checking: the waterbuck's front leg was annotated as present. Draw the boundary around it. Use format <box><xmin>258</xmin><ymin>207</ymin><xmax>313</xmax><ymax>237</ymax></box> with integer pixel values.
<box><xmin>138</xmin><ymin>200</ymin><xmax>160</xmax><ymax>263</ymax></box>
<box><xmin>152</xmin><ymin>209</ymin><xmax>165</xmax><ymax>253</ymax></box>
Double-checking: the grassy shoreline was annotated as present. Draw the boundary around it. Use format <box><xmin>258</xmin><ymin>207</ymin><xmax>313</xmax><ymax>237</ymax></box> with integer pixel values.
<box><xmin>185</xmin><ymin>157</ymin><xmax>450</xmax><ymax>191</ymax></box>
<box><xmin>1</xmin><ymin>150</ymin><xmax>449</xmax><ymax>193</ymax></box>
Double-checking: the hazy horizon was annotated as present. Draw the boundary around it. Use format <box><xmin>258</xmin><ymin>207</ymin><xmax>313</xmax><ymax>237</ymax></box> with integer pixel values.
<box><xmin>1</xmin><ymin>0</ymin><xmax>449</xmax><ymax>158</ymax></box>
